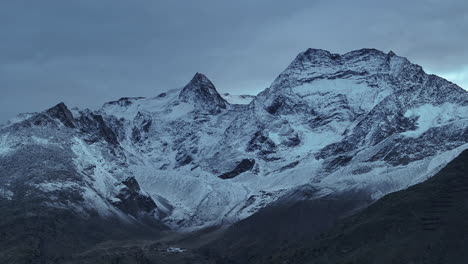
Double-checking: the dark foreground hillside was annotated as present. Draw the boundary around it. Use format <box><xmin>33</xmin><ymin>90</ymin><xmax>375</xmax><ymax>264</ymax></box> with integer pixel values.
<box><xmin>203</xmin><ymin>190</ymin><xmax>373</xmax><ymax>263</ymax></box>
<box><xmin>0</xmin><ymin>200</ymin><xmax>168</xmax><ymax>264</ymax></box>
<box><xmin>211</xmin><ymin>149</ymin><xmax>468</xmax><ymax>264</ymax></box>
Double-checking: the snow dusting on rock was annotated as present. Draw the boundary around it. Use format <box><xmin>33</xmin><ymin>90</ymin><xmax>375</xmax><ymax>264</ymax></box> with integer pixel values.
<box><xmin>0</xmin><ymin>48</ymin><xmax>466</xmax><ymax>230</ymax></box>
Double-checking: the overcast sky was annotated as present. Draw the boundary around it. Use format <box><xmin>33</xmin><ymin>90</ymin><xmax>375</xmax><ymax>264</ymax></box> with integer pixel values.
<box><xmin>1</xmin><ymin>0</ymin><xmax>467</xmax><ymax>123</ymax></box>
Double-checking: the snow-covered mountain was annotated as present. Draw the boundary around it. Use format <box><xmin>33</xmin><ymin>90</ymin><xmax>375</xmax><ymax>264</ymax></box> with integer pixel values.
<box><xmin>0</xmin><ymin>48</ymin><xmax>467</xmax><ymax>231</ymax></box>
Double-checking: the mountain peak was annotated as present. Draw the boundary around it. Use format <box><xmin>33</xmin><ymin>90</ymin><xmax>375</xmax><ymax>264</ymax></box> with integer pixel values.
<box><xmin>179</xmin><ymin>73</ymin><xmax>228</xmax><ymax>113</ymax></box>
<box><xmin>270</xmin><ymin>47</ymin><xmax>415</xmax><ymax>91</ymax></box>
<box><xmin>295</xmin><ymin>48</ymin><xmax>340</xmax><ymax>64</ymax></box>
<box><xmin>45</xmin><ymin>102</ymin><xmax>76</xmax><ymax>128</ymax></box>
<box><xmin>303</xmin><ymin>48</ymin><xmax>333</xmax><ymax>56</ymax></box>
<box><xmin>296</xmin><ymin>48</ymin><xmax>391</xmax><ymax>65</ymax></box>
<box><xmin>193</xmin><ymin>72</ymin><xmax>210</xmax><ymax>82</ymax></box>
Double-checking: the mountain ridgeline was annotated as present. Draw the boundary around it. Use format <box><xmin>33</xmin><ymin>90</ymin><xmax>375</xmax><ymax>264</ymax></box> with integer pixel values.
<box><xmin>0</xmin><ymin>48</ymin><xmax>467</xmax><ymax>263</ymax></box>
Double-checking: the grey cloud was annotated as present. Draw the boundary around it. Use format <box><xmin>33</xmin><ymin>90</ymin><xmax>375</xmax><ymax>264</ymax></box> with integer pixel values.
<box><xmin>0</xmin><ymin>0</ymin><xmax>466</xmax><ymax>123</ymax></box>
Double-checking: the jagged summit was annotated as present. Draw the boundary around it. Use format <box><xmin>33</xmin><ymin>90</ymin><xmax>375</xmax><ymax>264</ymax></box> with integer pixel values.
<box><xmin>302</xmin><ymin>48</ymin><xmax>336</xmax><ymax>57</ymax></box>
<box><xmin>295</xmin><ymin>48</ymin><xmax>388</xmax><ymax>64</ymax></box>
<box><xmin>343</xmin><ymin>48</ymin><xmax>386</xmax><ymax>56</ymax></box>
<box><xmin>45</xmin><ymin>102</ymin><xmax>76</xmax><ymax>128</ymax></box>
<box><xmin>179</xmin><ymin>73</ymin><xmax>228</xmax><ymax>113</ymax></box>
<box><xmin>268</xmin><ymin>48</ymin><xmax>422</xmax><ymax>92</ymax></box>
<box><xmin>295</xmin><ymin>47</ymin><xmax>392</xmax><ymax>65</ymax></box>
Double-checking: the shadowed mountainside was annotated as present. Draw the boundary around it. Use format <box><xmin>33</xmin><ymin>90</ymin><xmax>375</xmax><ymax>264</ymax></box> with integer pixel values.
<box><xmin>205</xmin><ymin>149</ymin><xmax>468</xmax><ymax>264</ymax></box>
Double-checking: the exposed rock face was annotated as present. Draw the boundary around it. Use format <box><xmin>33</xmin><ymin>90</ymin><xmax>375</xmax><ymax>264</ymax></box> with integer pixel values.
<box><xmin>77</xmin><ymin>112</ymin><xmax>121</xmax><ymax>146</ymax></box>
<box><xmin>111</xmin><ymin>177</ymin><xmax>158</xmax><ymax>218</ymax></box>
<box><xmin>179</xmin><ymin>72</ymin><xmax>228</xmax><ymax>113</ymax></box>
<box><xmin>45</xmin><ymin>102</ymin><xmax>76</xmax><ymax>128</ymax></box>
<box><xmin>0</xmin><ymin>48</ymin><xmax>467</xmax><ymax>232</ymax></box>
<box><xmin>219</xmin><ymin>159</ymin><xmax>256</xmax><ymax>179</ymax></box>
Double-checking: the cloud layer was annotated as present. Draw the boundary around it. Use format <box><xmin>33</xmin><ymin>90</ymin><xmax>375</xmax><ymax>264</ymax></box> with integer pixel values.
<box><xmin>0</xmin><ymin>0</ymin><xmax>466</xmax><ymax>122</ymax></box>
